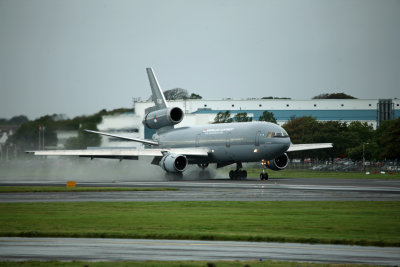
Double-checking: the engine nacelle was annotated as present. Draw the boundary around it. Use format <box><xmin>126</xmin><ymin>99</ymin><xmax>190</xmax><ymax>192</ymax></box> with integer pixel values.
<box><xmin>267</xmin><ymin>153</ymin><xmax>289</xmax><ymax>171</ymax></box>
<box><xmin>143</xmin><ymin>107</ymin><xmax>184</xmax><ymax>129</ymax></box>
<box><xmin>159</xmin><ymin>153</ymin><xmax>188</xmax><ymax>173</ymax></box>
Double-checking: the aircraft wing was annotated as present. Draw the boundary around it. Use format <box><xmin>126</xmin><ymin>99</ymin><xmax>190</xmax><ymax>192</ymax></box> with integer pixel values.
<box><xmin>27</xmin><ymin>147</ymin><xmax>209</xmax><ymax>160</ymax></box>
<box><xmin>287</xmin><ymin>143</ymin><xmax>333</xmax><ymax>152</ymax></box>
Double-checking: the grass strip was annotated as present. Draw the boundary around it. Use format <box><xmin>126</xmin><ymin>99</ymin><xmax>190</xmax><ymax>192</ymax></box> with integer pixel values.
<box><xmin>0</xmin><ymin>186</ymin><xmax>178</xmax><ymax>193</ymax></box>
<box><xmin>0</xmin><ymin>260</ymin><xmax>383</xmax><ymax>267</ymax></box>
<box><xmin>0</xmin><ymin>201</ymin><xmax>399</xmax><ymax>247</ymax></box>
<box><xmin>245</xmin><ymin>169</ymin><xmax>400</xmax><ymax>179</ymax></box>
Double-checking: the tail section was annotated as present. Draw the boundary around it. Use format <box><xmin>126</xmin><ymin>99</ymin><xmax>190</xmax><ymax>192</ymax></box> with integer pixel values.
<box><xmin>143</xmin><ymin>68</ymin><xmax>184</xmax><ymax>131</ymax></box>
<box><xmin>146</xmin><ymin>68</ymin><xmax>168</xmax><ymax>110</ymax></box>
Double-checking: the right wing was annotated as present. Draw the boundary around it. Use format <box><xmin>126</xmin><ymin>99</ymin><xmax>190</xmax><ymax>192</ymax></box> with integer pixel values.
<box><xmin>287</xmin><ymin>143</ymin><xmax>333</xmax><ymax>152</ymax></box>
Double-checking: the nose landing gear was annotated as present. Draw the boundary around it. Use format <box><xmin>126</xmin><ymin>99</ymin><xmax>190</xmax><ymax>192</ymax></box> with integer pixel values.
<box><xmin>260</xmin><ymin>159</ymin><xmax>269</xmax><ymax>180</ymax></box>
<box><xmin>229</xmin><ymin>162</ymin><xmax>247</xmax><ymax>180</ymax></box>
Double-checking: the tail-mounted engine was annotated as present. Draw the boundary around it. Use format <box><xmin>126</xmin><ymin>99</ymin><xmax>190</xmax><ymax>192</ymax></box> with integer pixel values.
<box><xmin>143</xmin><ymin>107</ymin><xmax>184</xmax><ymax>129</ymax></box>
<box><xmin>159</xmin><ymin>153</ymin><xmax>188</xmax><ymax>173</ymax></box>
<box><xmin>267</xmin><ymin>153</ymin><xmax>289</xmax><ymax>171</ymax></box>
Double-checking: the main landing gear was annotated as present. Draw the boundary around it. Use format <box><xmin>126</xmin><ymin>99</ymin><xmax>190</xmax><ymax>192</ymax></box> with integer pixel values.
<box><xmin>260</xmin><ymin>159</ymin><xmax>269</xmax><ymax>180</ymax></box>
<box><xmin>229</xmin><ymin>162</ymin><xmax>247</xmax><ymax>180</ymax></box>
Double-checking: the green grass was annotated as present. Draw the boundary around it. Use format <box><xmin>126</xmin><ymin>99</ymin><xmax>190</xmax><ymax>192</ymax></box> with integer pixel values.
<box><xmin>245</xmin><ymin>169</ymin><xmax>400</xmax><ymax>179</ymax></box>
<box><xmin>0</xmin><ymin>186</ymin><xmax>178</xmax><ymax>193</ymax></box>
<box><xmin>0</xmin><ymin>201</ymin><xmax>399</xmax><ymax>247</ymax></box>
<box><xmin>0</xmin><ymin>260</ymin><xmax>383</xmax><ymax>267</ymax></box>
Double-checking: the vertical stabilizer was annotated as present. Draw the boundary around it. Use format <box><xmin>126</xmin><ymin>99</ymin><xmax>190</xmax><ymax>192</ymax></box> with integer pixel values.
<box><xmin>146</xmin><ymin>68</ymin><xmax>168</xmax><ymax>109</ymax></box>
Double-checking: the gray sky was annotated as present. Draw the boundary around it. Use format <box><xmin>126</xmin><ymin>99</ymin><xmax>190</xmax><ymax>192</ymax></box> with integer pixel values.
<box><xmin>1</xmin><ymin>0</ymin><xmax>399</xmax><ymax>120</ymax></box>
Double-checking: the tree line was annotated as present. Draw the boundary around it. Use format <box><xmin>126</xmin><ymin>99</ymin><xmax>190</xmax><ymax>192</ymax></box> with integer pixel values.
<box><xmin>3</xmin><ymin>108</ymin><xmax>134</xmax><ymax>154</ymax></box>
<box><xmin>3</xmin><ymin>108</ymin><xmax>399</xmax><ymax>161</ymax></box>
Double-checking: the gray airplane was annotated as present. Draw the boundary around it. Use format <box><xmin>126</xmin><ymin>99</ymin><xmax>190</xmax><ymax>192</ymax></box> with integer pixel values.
<box><xmin>30</xmin><ymin>68</ymin><xmax>332</xmax><ymax>180</ymax></box>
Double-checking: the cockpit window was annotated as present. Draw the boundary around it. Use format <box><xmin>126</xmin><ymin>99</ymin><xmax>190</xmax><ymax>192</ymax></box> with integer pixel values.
<box><xmin>266</xmin><ymin>131</ymin><xmax>289</xmax><ymax>138</ymax></box>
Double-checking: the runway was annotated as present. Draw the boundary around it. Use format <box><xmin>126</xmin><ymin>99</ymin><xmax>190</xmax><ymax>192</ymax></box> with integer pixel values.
<box><xmin>1</xmin><ymin>178</ymin><xmax>399</xmax><ymax>202</ymax></box>
<box><xmin>1</xmin><ymin>237</ymin><xmax>399</xmax><ymax>265</ymax></box>
<box><xmin>1</xmin><ymin>178</ymin><xmax>399</xmax><ymax>265</ymax></box>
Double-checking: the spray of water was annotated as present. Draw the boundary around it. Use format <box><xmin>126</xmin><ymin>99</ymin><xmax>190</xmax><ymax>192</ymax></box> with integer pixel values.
<box><xmin>0</xmin><ymin>157</ymin><xmax>225</xmax><ymax>183</ymax></box>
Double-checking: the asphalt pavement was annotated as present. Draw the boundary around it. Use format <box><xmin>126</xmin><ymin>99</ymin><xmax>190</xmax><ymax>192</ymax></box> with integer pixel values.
<box><xmin>1</xmin><ymin>178</ymin><xmax>399</xmax><ymax>202</ymax></box>
<box><xmin>1</xmin><ymin>237</ymin><xmax>399</xmax><ymax>265</ymax></box>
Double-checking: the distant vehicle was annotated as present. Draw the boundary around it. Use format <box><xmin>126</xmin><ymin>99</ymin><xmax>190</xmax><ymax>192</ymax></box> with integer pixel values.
<box><xmin>28</xmin><ymin>68</ymin><xmax>332</xmax><ymax>180</ymax></box>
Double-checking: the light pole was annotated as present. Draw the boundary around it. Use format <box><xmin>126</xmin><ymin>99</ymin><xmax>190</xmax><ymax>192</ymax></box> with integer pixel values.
<box><xmin>363</xmin><ymin>142</ymin><xmax>369</xmax><ymax>170</ymax></box>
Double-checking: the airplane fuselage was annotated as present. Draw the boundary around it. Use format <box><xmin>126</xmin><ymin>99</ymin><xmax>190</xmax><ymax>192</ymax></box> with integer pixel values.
<box><xmin>156</xmin><ymin>121</ymin><xmax>290</xmax><ymax>164</ymax></box>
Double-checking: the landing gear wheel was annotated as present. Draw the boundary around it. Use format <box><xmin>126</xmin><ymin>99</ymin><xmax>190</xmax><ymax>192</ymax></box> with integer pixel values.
<box><xmin>229</xmin><ymin>162</ymin><xmax>248</xmax><ymax>180</ymax></box>
<box><xmin>229</xmin><ymin>169</ymin><xmax>247</xmax><ymax>180</ymax></box>
<box><xmin>259</xmin><ymin>173</ymin><xmax>268</xmax><ymax>180</ymax></box>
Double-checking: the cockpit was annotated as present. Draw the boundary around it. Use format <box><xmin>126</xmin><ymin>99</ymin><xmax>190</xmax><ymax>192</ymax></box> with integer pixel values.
<box><xmin>266</xmin><ymin>130</ymin><xmax>289</xmax><ymax>138</ymax></box>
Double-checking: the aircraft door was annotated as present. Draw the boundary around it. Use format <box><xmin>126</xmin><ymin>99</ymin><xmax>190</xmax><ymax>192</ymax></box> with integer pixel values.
<box><xmin>195</xmin><ymin>134</ymin><xmax>200</xmax><ymax>147</ymax></box>
<box><xmin>255</xmin><ymin>131</ymin><xmax>262</xmax><ymax>146</ymax></box>
<box><xmin>226</xmin><ymin>132</ymin><xmax>231</xmax><ymax>148</ymax></box>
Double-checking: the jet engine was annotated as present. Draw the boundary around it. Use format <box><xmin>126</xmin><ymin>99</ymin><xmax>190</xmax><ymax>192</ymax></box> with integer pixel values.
<box><xmin>143</xmin><ymin>107</ymin><xmax>184</xmax><ymax>129</ymax></box>
<box><xmin>159</xmin><ymin>153</ymin><xmax>188</xmax><ymax>173</ymax></box>
<box><xmin>267</xmin><ymin>153</ymin><xmax>289</xmax><ymax>171</ymax></box>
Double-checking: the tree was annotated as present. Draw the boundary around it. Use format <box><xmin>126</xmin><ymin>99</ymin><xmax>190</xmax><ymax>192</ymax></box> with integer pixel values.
<box><xmin>163</xmin><ymin>88</ymin><xmax>189</xmax><ymax>100</ymax></box>
<box><xmin>283</xmin><ymin>116</ymin><xmax>320</xmax><ymax>144</ymax></box>
<box><xmin>6</xmin><ymin>115</ymin><xmax>57</xmax><ymax>152</ymax></box>
<box><xmin>214</xmin><ymin>111</ymin><xmax>233</xmax><ymax>123</ymax></box>
<box><xmin>312</xmin><ymin>93</ymin><xmax>356</xmax><ymax>99</ymax></box>
<box><xmin>258</xmin><ymin>111</ymin><xmax>277</xmax><ymax>123</ymax></box>
<box><xmin>189</xmin><ymin>93</ymin><xmax>202</xmax><ymax>99</ymax></box>
<box><xmin>0</xmin><ymin>115</ymin><xmax>29</xmax><ymax>125</ymax></box>
<box><xmin>374</xmin><ymin>118</ymin><xmax>400</xmax><ymax>160</ymax></box>
<box><xmin>233</xmin><ymin>112</ymin><xmax>253</xmax><ymax>122</ymax></box>
<box><xmin>64</xmin><ymin>122</ymin><xmax>101</xmax><ymax>149</ymax></box>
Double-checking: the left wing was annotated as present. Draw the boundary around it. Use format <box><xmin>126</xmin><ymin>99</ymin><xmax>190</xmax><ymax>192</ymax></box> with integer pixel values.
<box><xmin>287</xmin><ymin>143</ymin><xmax>333</xmax><ymax>152</ymax></box>
<box><xmin>27</xmin><ymin>147</ymin><xmax>209</xmax><ymax>160</ymax></box>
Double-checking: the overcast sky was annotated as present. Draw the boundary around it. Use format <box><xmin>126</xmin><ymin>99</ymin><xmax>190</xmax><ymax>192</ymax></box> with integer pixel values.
<box><xmin>1</xmin><ymin>0</ymin><xmax>399</xmax><ymax>120</ymax></box>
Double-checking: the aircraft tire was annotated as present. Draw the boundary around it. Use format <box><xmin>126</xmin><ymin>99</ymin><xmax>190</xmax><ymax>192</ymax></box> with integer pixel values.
<box><xmin>230</xmin><ymin>170</ymin><xmax>247</xmax><ymax>180</ymax></box>
<box><xmin>229</xmin><ymin>170</ymin><xmax>234</xmax><ymax>180</ymax></box>
<box><xmin>260</xmin><ymin>173</ymin><xmax>268</xmax><ymax>180</ymax></box>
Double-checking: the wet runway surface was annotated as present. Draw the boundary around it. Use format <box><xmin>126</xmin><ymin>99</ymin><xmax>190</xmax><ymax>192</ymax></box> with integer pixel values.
<box><xmin>1</xmin><ymin>237</ymin><xmax>399</xmax><ymax>265</ymax></box>
<box><xmin>1</xmin><ymin>178</ymin><xmax>399</xmax><ymax>202</ymax></box>
<box><xmin>1</xmin><ymin>178</ymin><xmax>399</xmax><ymax>265</ymax></box>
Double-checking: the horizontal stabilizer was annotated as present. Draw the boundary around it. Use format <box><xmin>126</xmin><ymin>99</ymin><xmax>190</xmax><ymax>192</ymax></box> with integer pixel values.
<box><xmin>287</xmin><ymin>143</ymin><xmax>333</xmax><ymax>152</ymax></box>
<box><xmin>85</xmin><ymin>129</ymin><xmax>158</xmax><ymax>146</ymax></box>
